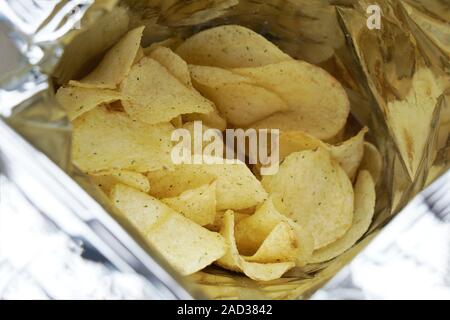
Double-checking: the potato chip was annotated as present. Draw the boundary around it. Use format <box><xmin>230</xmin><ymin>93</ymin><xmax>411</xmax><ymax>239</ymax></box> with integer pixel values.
<box><xmin>359</xmin><ymin>142</ymin><xmax>383</xmax><ymax>184</ymax></box>
<box><xmin>111</xmin><ymin>184</ymin><xmax>227</xmax><ymax>275</ymax></box>
<box><xmin>234</xmin><ymin>60</ymin><xmax>350</xmax><ymax>139</ymax></box>
<box><xmin>149</xmin><ymin>46</ymin><xmax>192</xmax><ymax>87</ymax></box>
<box><xmin>147</xmin><ymin>156</ymin><xmax>267</xmax><ymax>210</ymax></box>
<box><xmin>242</xmin><ymin>222</ymin><xmax>300</xmax><ymax>263</ymax></box>
<box><xmin>216</xmin><ymin>211</ymin><xmax>295</xmax><ymax>281</ymax></box>
<box><xmin>91</xmin><ymin>170</ymin><xmax>150</xmax><ymax>194</ymax></box>
<box><xmin>120</xmin><ymin>57</ymin><xmax>214</xmax><ymax>124</ymax></box>
<box><xmin>70</xmin><ymin>26</ymin><xmax>145</xmax><ymax>89</ymax></box>
<box><xmin>176</xmin><ymin>25</ymin><xmax>291</xmax><ymax>68</ymax></box>
<box><xmin>72</xmin><ymin>106</ymin><xmax>174</xmax><ymax>173</ymax></box>
<box><xmin>161</xmin><ymin>182</ymin><xmax>217</xmax><ymax>226</ymax></box>
<box><xmin>262</xmin><ymin>148</ymin><xmax>354</xmax><ymax>249</ymax></box>
<box><xmin>235</xmin><ymin>197</ymin><xmax>313</xmax><ymax>266</ymax></box>
<box><xmin>310</xmin><ymin>170</ymin><xmax>375</xmax><ymax>263</ymax></box>
<box><xmin>189</xmin><ymin>66</ymin><xmax>289</xmax><ymax>126</ymax></box>
<box><xmin>328</xmin><ymin>127</ymin><xmax>368</xmax><ymax>181</ymax></box>
<box><xmin>55</xmin><ymin>86</ymin><xmax>121</xmax><ymax>121</ymax></box>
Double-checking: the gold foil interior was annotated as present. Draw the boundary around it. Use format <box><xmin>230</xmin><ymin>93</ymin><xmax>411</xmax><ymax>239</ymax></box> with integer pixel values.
<box><xmin>6</xmin><ymin>0</ymin><xmax>450</xmax><ymax>299</ymax></box>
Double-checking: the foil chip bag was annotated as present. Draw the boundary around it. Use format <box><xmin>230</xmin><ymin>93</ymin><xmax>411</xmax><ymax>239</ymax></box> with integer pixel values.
<box><xmin>0</xmin><ymin>0</ymin><xmax>449</xmax><ymax>299</ymax></box>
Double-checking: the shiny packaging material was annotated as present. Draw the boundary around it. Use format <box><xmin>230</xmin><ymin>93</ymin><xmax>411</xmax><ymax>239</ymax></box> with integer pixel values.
<box><xmin>0</xmin><ymin>0</ymin><xmax>449</xmax><ymax>299</ymax></box>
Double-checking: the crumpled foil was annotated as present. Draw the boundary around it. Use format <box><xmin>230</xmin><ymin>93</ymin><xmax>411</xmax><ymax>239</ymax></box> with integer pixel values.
<box><xmin>0</xmin><ymin>0</ymin><xmax>449</xmax><ymax>299</ymax></box>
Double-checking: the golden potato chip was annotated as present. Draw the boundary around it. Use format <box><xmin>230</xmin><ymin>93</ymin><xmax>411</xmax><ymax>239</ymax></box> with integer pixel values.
<box><xmin>70</xmin><ymin>26</ymin><xmax>145</xmax><ymax>89</ymax></box>
<box><xmin>235</xmin><ymin>197</ymin><xmax>313</xmax><ymax>266</ymax></box>
<box><xmin>262</xmin><ymin>148</ymin><xmax>354</xmax><ymax>249</ymax></box>
<box><xmin>120</xmin><ymin>57</ymin><xmax>214</xmax><ymax>124</ymax></box>
<box><xmin>91</xmin><ymin>170</ymin><xmax>150</xmax><ymax>194</ymax></box>
<box><xmin>328</xmin><ymin>127</ymin><xmax>368</xmax><ymax>181</ymax></box>
<box><xmin>189</xmin><ymin>65</ymin><xmax>289</xmax><ymax>126</ymax></box>
<box><xmin>234</xmin><ymin>60</ymin><xmax>350</xmax><ymax>139</ymax></box>
<box><xmin>176</xmin><ymin>25</ymin><xmax>291</xmax><ymax>68</ymax></box>
<box><xmin>161</xmin><ymin>182</ymin><xmax>217</xmax><ymax>226</ymax></box>
<box><xmin>310</xmin><ymin>170</ymin><xmax>375</xmax><ymax>263</ymax></box>
<box><xmin>111</xmin><ymin>184</ymin><xmax>226</xmax><ymax>275</ymax></box>
<box><xmin>359</xmin><ymin>142</ymin><xmax>383</xmax><ymax>184</ymax></box>
<box><xmin>216</xmin><ymin>211</ymin><xmax>295</xmax><ymax>281</ymax></box>
<box><xmin>149</xmin><ymin>46</ymin><xmax>192</xmax><ymax>87</ymax></box>
<box><xmin>55</xmin><ymin>86</ymin><xmax>122</xmax><ymax>121</ymax></box>
<box><xmin>147</xmin><ymin>156</ymin><xmax>267</xmax><ymax>210</ymax></box>
<box><xmin>242</xmin><ymin>222</ymin><xmax>300</xmax><ymax>263</ymax></box>
<box><xmin>72</xmin><ymin>106</ymin><xmax>174</xmax><ymax>173</ymax></box>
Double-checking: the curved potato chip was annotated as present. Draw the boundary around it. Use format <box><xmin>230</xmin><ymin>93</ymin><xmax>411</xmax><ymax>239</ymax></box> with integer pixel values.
<box><xmin>359</xmin><ymin>142</ymin><xmax>383</xmax><ymax>184</ymax></box>
<box><xmin>149</xmin><ymin>46</ymin><xmax>192</xmax><ymax>87</ymax></box>
<box><xmin>72</xmin><ymin>106</ymin><xmax>174</xmax><ymax>173</ymax></box>
<box><xmin>91</xmin><ymin>170</ymin><xmax>150</xmax><ymax>194</ymax></box>
<box><xmin>216</xmin><ymin>211</ymin><xmax>295</xmax><ymax>281</ymax></box>
<box><xmin>55</xmin><ymin>86</ymin><xmax>121</xmax><ymax>120</ymax></box>
<box><xmin>328</xmin><ymin>127</ymin><xmax>368</xmax><ymax>181</ymax></box>
<box><xmin>262</xmin><ymin>148</ymin><xmax>354</xmax><ymax>249</ymax></box>
<box><xmin>176</xmin><ymin>25</ymin><xmax>291</xmax><ymax>68</ymax></box>
<box><xmin>120</xmin><ymin>57</ymin><xmax>214</xmax><ymax>124</ymax></box>
<box><xmin>234</xmin><ymin>60</ymin><xmax>350</xmax><ymax>139</ymax></box>
<box><xmin>161</xmin><ymin>182</ymin><xmax>217</xmax><ymax>226</ymax></box>
<box><xmin>242</xmin><ymin>222</ymin><xmax>299</xmax><ymax>264</ymax></box>
<box><xmin>235</xmin><ymin>197</ymin><xmax>313</xmax><ymax>266</ymax></box>
<box><xmin>147</xmin><ymin>156</ymin><xmax>267</xmax><ymax>210</ymax></box>
<box><xmin>71</xmin><ymin>26</ymin><xmax>144</xmax><ymax>89</ymax></box>
<box><xmin>190</xmin><ymin>66</ymin><xmax>289</xmax><ymax>126</ymax></box>
<box><xmin>111</xmin><ymin>184</ymin><xmax>226</xmax><ymax>275</ymax></box>
<box><xmin>310</xmin><ymin>170</ymin><xmax>376</xmax><ymax>263</ymax></box>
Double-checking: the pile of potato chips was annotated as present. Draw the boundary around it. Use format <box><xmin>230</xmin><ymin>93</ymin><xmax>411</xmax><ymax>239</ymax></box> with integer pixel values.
<box><xmin>57</xmin><ymin>25</ymin><xmax>381</xmax><ymax>281</ymax></box>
